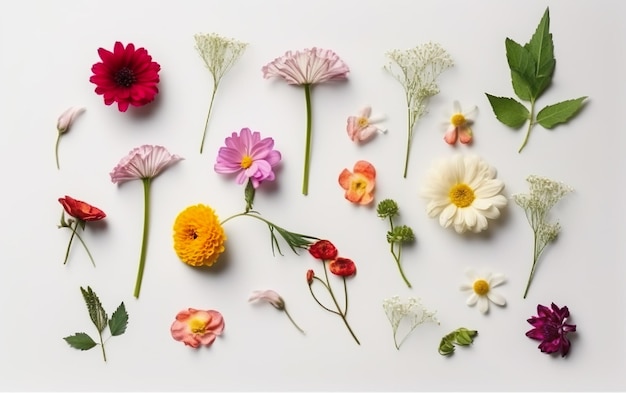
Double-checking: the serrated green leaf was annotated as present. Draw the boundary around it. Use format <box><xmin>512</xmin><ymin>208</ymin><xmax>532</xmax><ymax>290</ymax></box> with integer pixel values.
<box><xmin>485</xmin><ymin>94</ymin><xmax>530</xmax><ymax>128</ymax></box>
<box><xmin>80</xmin><ymin>286</ymin><xmax>108</xmax><ymax>333</ymax></box>
<box><xmin>524</xmin><ymin>8</ymin><xmax>555</xmax><ymax>98</ymax></box>
<box><xmin>536</xmin><ymin>97</ymin><xmax>587</xmax><ymax>129</ymax></box>
<box><xmin>109</xmin><ymin>302</ymin><xmax>128</xmax><ymax>337</ymax></box>
<box><xmin>63</xmin><ymin>332</ymin><xmax>97</xmax><ymax>350</ymax></box>
<box><xmin>505</xmin><ymin>38</ymin><xmax>536</xmax><ymax>101</ymax></box>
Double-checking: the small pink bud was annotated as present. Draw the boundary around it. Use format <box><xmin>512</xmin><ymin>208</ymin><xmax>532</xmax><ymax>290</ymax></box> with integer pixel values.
<box><xmin>57</xmin><ymin>106</ymin><xmax>85</xmax><ymax>134</ymax></box>
<box><xmin>248</xmin><ymin>289</ymin><xmax>285</xmax><ymax>310</ymax></box>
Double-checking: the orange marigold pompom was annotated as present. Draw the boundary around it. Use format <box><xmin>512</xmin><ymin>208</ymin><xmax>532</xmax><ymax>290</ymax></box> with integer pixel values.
<box><xmin>173</xmin><ymin>204</ymin><xmax>226</xmax><ymax>267</ymax></box>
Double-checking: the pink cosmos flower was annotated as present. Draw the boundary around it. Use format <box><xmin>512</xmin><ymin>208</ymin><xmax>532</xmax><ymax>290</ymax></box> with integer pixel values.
<box><xmin>110</xmin><ymin>145</ymin><xmax>183</xmax><ymax>298</ymax></box>
<box><xmin>262</xmin><ymin>47</ymin><xmax>349</xmax><ymax>85</ymax></box>
<box><xmin>526</xmin><ymin>303</ymin><xmax>577</xmax><ymax>357</ymax></box>
<box><xmin>346</xmin><ymin>106</ymin><xmax>386</xmax><ymax>143</ymax></box>
<box><xmin>262</xmin><ymin>47</ymin><xmax>349</xmax><ymax>196</ymax></box>
<box><xmin>170</xmin><ymin>308</ymin><xmax>225</xmax><ymax>348</ymax></box>
<box><xmin>214</xmin><ymin>128</ymin><xmax>281</xmax><ymax>188</ymax></box>
<box><xmin>110</xmin><ymin>145</ymin><xmax>183</xmax><ymax>184</ymax></box>
<box><xmin>338</xmin><ymin>160</ymin><xmax>376</xmax><ymax>205</ymax></box>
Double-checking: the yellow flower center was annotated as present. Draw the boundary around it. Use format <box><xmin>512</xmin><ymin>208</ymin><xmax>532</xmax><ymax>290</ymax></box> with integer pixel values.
<box><xmin>240</xmin><ymin>155</ymin><xmax>253</xmax><ymax>169</ymax></box>
<box><xmin>189</xmin><ymin>318</ymin><xmax>206</xmax><ymax>334</ymax></box>
<box><xmin>350</xmin><ymin>176</ymin><xmax>368</xmax><ymax>193</ymax></box>
<box><xmin>449</xmin><ymin>183</ymin><xmax>475</xmax><ymax>208</ymax></box>
<box><xmin>357</xmin><ymin>117</ymin><xmax>369</xmax><ymax>128</ymax></box>
<box><xmin>450</xmin><ymin>113</ymin><xmax>466</xmax><ymax>127</ymax></box>
<box><xmin>473</xmin><ymin>279</ymin><xmax>490</xmax><ymax>296</ymax></box>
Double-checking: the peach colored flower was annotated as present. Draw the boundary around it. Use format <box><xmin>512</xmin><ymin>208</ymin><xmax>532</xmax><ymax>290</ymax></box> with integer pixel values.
<box><xmin>170</xmin><ymin>308</ymin><xmax>224</xmax><ymax>348</ymax></box>
<box><xmin>346</xmin><ymin>106</ymin><xmax>386</xmax><ymax>143</ymax></box>
<box><xmin>338</xmin><ymin>160</ymin><xmax>376</xmax><ymax>205</ymax></box>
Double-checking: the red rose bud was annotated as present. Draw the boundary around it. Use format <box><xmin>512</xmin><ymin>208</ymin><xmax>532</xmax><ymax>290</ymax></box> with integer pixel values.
<box><xmin>329</xmin><ymin>258</ymin><xmax>356</xmax><ymax>277</ymax></box>
<box><xmin>59</xmin><ymin>196</ymin><xmax>106</xmax><ymax>221</ymax></box>
<box><xmin>306</xmin><ymin>269</ymin><xmax>315</xmax><ymax>284</ymax></box>
<box><xmin>308</xmin><ymin>240</ymin><xmax>338</xmax><ymax>260</ymax></box>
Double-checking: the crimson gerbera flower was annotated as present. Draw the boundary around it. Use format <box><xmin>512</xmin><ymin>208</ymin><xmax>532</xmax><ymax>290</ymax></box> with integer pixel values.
<box><xmin>89</xmin><ymin>41</ymin><xmax>161</xmax><ymax>112</ymax></box>
<box><xmin>526</xmin><ymin>303</ymin><xmax>577</xmax><ymax>357</ymax></box>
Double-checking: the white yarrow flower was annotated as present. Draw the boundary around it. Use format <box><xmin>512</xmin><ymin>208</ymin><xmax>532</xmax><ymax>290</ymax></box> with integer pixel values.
<box><xmin>382</xmin><ymin>296</ymin><xmax>439</xmax><ymax>349</ymax></box>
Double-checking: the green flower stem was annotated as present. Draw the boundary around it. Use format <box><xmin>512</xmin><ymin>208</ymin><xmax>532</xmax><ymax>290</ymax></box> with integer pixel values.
<box><xmin>402</xmin><ymin>105</ymin><xmax>411</xmax><ymax>178</ymax></box>
<box><xmin>308</xmin><ymin>278</ymin><xmax>340</xmax><ymax>315</ymax></box>
<box><xmin>97</xmin><ymin>330</ymin><xmax>107</xmax><ymax>362</ymax></box>
<box><xmin>322</xmin><ymin>262</ymin><xmax>360</xmax><ymax>345</ymax></box>
<box><xmin>64</xmin><ymin>221</ymin><xmax>96</xmax><ymax>267</ymax></box>
<box><xmin>283</xmin><ymin>307</ymin><xmax>305</xmax><ymax>334</ymax></box>
<box><xmin>523</xmin><ymin>230</ymin><xmax>542</xmax><ymax>299</ymax></box>
<box><xmin>343</xmin><ymin>276</ymin><xmax>348</xmax><ymax>317</ymax></box>
<box><xmin>518</xmin><ymin>99</ymin><xmax>536</xmax><ymax>153</ymax></box>
<box><xmin>55</xmin><ymin>131</ymin><xmax>62</xmax><ymax>170</ymax></box>
<box><xmin>199</xmin><ymin>81</ymin><xmax>218</xmax><ymax>154</ymax></box>
<box><xmin>133</xmin><ymin>178</ymin><xmax>151</xmax><ymax>299</ymax></box>
<box><xmin>391</xmin><ymin>244</ymin><xmax>412</xmax><ymax>288</ymax></box>
<box><xmin>302</xmin><ymin>83</ymin><xmax>312</xmax><ymax>195</ymax></box>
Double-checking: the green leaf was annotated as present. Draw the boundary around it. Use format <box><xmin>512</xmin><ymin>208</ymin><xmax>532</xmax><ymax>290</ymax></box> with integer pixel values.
<box><xmin>485</xmin><ymin>94</ymin><xmax>530</xmax><ymax>128</ymax></box>
<box><xmin>536</xmin><ymin>97</ymin><xmax>587</xmax><ymax>129</ymax></box>
<box><xmin>64</xmin><ymin>332</ymin><xmax>97</xmax><ymax>350</ymax></box>
<box><xmin>109</xmin><ymin>302</ymin><xmax>129</xmax><ymax>337</ymax></box>
<box><xmin>438</xmin><ymin>328</ymin><xmax>478</xmax><ymax>356</ymax></box>
<box><xmin>505</xmin><ymin>38</ymin><xmax>535</xmax><ymax>101</ymax></box>
<box><xmin>524</xmin><ymin>7</ymin><xmax>555</xmax><ymax>97</ymax></box>
<box><xmin>80</xmin><ymin>286</ymin><xmax>108</xmax><ymax>333</ymax></box>
<box><xmin>244</xmin><ymin>179</ymin><xmax>255</xmax><ymax>213</ymax></box>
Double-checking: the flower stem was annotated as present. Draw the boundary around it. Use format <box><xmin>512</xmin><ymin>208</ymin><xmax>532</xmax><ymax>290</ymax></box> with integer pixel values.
<box><xmin>391</xmin><ymin>244</ymin><xmax>412</xmax><ymax>288</ymax></box>
<box><xmin>308</xmin><ymin>279</ymin><xmax>341</xmax><ymax>315</ymax></box>
<box><xmin>97</xmin><ymin>331</ymin><xmax>107</xmax><ymax>362</ymax></box>
<box><xmin>402</xmin><ymin>106</ymin><xmax>411</xmax><ymax>178</ymax></box>
<box><xmin>518</xmin><ymin>100</ymin><xmax>535</xmax><ymax>153</ymax></box>
<box><xmin>134</xmin><ymin>178</ymin><xmax>151</xmax><ymax>298</ymax></box>
<box><xmin>283</xmin><ymin>307</ymin><xmax>305</xmax><ymax>334</ymax></box>
<box><xmin>200</xmin><ymin>82</ymin><xmax>219</xmax><ymax>154</ymax></box>
<box><xmin>63</xmin><ymin>221</ymin><xmax>77</xmax><ymax>265</ymax></box>
<box><xmin>55</xmin><ymin>131</ymin><xmax>62</xmax><ymax>170</ymax></box>
<box><xmin>302</xmin><ymin>84</ymin><xmax>312</xmax><ymax>195</ymax></box>
<box><xmin>523</xmin><ymin>232</ymin><xmax>539</xmax><ymax>299</ymax></box>
<box><xmin>64</xmin><ymin>221</ymin><xmax>96</xmax><ymax>267</ymax></box>
<box><xmin>323</xmin><ymin>262</ymin><xmax>360</xmax><ymax>345</ymax></box>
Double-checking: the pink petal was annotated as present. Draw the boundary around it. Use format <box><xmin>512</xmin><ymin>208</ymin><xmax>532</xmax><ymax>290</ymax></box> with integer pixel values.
<box><xmin>444</xmin><ymin>127</ymin><xmax>458</xmax><ymax>145</ymax></box>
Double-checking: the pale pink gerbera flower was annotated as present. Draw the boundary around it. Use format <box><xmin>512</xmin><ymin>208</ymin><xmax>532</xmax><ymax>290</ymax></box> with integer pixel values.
<box><xmin>263</xmin><ymin>47</ymin><xmax>349</xmax><ymax>196</ymax></box>
<box><xmin>170</xmin><ymin>308</ymin><xmax>225</xmax><ymax>348</ymax></box>
<box><xmin>110</xmin><ymin>145</ymin><xmax>183</xmax><ymax>298</ymax></box>
<box><xmin>214</xmin><ymin>128</ymin><xmax>281</xmax><ymax>189</ymax></box>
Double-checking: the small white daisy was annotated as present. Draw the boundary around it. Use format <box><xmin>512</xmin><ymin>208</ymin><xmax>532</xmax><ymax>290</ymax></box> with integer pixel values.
<box><xmin>460</xmin><ymin>268</ymin><xmax>506</xmax><ymax>314</ymax></box>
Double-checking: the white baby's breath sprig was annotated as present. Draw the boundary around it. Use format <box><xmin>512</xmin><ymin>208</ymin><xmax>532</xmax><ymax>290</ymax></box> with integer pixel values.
<box><xmin>382</xmin><ymin>296</ymin><xmax>439</xmax><ymax>350</ymax></box>
<box><xmin>194</xmin><ymin>33</ymin><xmax>248</xmax><ymax>154</ymax></box>
<box><xmin>514</xmin><ymin>175</ymin><xmax>573</xmax><ymax>298</ymax></box>
<box><xmin>384</xmin><ymin>42</ymin><xmax>454</xmax><ymax>177</ymax></box>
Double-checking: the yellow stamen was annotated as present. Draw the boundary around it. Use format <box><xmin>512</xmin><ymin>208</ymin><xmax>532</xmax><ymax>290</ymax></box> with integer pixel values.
<box><xmin>449</xmin><ymin>183</ymin><xmax>475</xmax><ymax>208</ymax></box>
<box><xmin>473</xmin><ymin>279</ymin><xmax>490</xmax><ymax>296</ymax></box>
<box><xmin>357</xmin><ymin>117</ymin><xmax>369</xmax><ymax>128</ymax></box>
<box><xmin>189</xmin><ymin>318</ymin><xmax>206</xmax><ymax>334</ymax></box>
<box><xmin>450</xmin><ymin>113</ymin><xmax>466</xmax><ymax>127</ymax></box>
<box><xmin>240</xmin><ymin>155</ymin><xmax>253</xmax><ymax>169</ymax></box>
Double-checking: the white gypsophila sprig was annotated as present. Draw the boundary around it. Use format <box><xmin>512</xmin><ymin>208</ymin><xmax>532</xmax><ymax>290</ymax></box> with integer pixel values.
<box><xmin>194</xmin><ymin>33</ymin><xmax>248</xmax><ymax>153</ymax></box>
<box><xmin>382</xmin><ymin>296</ymin><xmax>439</xmax><ymax>350</ymax></box>
<box><xmin>384</xmin><ymin>42</ymin><xmax>454</xmax><ymax>178</ymax></box>
<box><xmin>514</xmin><ymin>175</ymin><xmax>573</xmax><ymax>298</ymax></box>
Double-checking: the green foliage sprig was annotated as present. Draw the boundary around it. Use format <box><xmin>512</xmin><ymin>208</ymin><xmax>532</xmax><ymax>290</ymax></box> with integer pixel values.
<box><xmin>486</xmin><ymin>7</ymin><xmax>587</xmax><ymax>153</ymax></box>
<box><xmin>376</xmin><ymin>199</ymin><xmax>415</xmax><ymax>288</ymax></box>
<box><xmin>63</xmin><ymin>286</ymin><xmax>128</xmax><ymax>362</ymax></box>
<box><xmin>438</xmin><ymin>327</ymin><xmax>478</xmax><ymax>356</ymax></box>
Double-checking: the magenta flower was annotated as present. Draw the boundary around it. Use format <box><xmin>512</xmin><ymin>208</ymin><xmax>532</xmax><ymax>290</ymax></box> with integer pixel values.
<box><xmin>214</xmin><ymin>128</ymin><xmax>281</xmax><ymax>189</ymax></box>
<box><xmin>526</xmin><ymin>303</ymin><xmax>577</xmax><ymax>357</ymax></box>
<box><xmin>263</xmin><ymin>47</ymin><xmax>349</xmax><ymax>195</ymax></box>
<box><xmin>111</xmin><ymin>145</ymin><xmax>183</xmax><ymax>298</ymax></box>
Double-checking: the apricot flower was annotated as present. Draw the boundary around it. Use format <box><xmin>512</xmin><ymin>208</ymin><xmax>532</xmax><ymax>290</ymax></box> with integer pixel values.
<box><xmin>338</xmin><ymin>160</ymin><xmax>376</xmax><ymax>205</ymax></box>
<box><xmin>170</xmin><ymin>308</ymin><xmax>224</xmax><ymax>348</ymax></box>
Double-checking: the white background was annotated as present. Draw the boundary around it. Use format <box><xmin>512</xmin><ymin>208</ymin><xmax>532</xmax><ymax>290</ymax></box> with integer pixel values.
<box><xmin>0</xmin><ymin>0</ymin><xmax>624</xmax><ymax>391</ymax></box>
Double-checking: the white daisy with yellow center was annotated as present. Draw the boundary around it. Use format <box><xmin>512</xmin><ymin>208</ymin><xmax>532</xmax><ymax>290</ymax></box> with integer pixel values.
<box><xmin>460</xmin><ymin>268</ymin><xmax>506</xmax><ymax>314</ymax></box>
<box><xmin>421</xmin><ymin>154</ymin><xmax>507</xmax><ymax>234</ymax></box>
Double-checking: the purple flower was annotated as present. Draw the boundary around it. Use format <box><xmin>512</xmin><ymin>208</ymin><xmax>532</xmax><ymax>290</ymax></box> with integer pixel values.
<box><xmin>214</xmin><ymin>128</ymin><xmax>281</xmax><ymax>188</ymax></box>
<box><xmin>526</xmin><ymin>303</ymin><xmax>576</xmax><ymax>357</ymax></box>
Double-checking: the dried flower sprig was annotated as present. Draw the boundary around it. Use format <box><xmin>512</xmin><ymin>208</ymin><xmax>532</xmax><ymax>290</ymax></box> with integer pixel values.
<box><xmin>384</xmin><ymin>42</ymin><xmax>453</xmax><ymax>177</ymax></box>
<box><xmin>194</xmin><ymin>33</ymin><xmax>248</xmax><ymax>154</ymax></box>
<box><xmin>377</xmin><ymin>199</ymin><xmax>415</xmax><ymax>288</ymax></box>
<box><xmin>55</xmin><ymin>106</ymin><xmax>85</xmax><ymax>170</ymax></box>
<box><xmin>514</xmin><ymin>175</ymin><xmax>573</xmax><ymax>298</ymax></box>
<box><xmin>306</xmin><ymin>240</ymin><xmax>360</xmax><ymax>345</ymax></box>
<box><xmin>63</xmin><ymin>286</ymin><xmax>128</xmax><ymax>362</ymax></box>
<box><xmin>249</xmin><ymin>290</ymin><xmax>305</xmax><ymax>334</ymax></box>
<box><xmin>382</xmin><ymin>296</ymin><xmax>439</xmax><ymax>350</ymax></box>
<box><xmin>438</xmin><ymin>327</ymin><xmax>478</xmax><ymax>356</ymax></box>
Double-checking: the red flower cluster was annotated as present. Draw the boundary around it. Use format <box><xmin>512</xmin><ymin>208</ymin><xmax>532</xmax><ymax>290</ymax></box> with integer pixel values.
<box><xmin>308</xmin><ymin>240</ymin><xmax>356</xmax><ymax>277</ymax></box>
<box><xmin>89</xmin><ymin>41</ymin><xmax>161</xmax><ymax>112</ymax></box>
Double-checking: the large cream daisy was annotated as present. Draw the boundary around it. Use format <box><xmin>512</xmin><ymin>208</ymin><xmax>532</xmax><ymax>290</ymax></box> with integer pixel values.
<box><xmin>421</xmin><ymin>154</ymin><xmax>507</xmax><ymax>234</ymax></box>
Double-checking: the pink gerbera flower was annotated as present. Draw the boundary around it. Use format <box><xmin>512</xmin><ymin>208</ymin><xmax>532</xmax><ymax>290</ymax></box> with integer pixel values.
<box><xmin>214</xmin><ymin>128</ymin><xmax>281</xmax><ymax>189</ymax></box>
<box><xmin>263</xmin><ymin>48</ymin><xmax>349</xmax><ymax>195</ymax></box>
<box><xmin>89</xmin><ymin>41</ymin><xmax>161</xmax><ymax>112</ymax></box>
<box><xmin>526</xmin><ymin>302</ymin><xmax>577</xmax><ymax>357</ymax></box>
<box><xmin>170</xmin><ymin>308</ymin><xmax>225</xmax><ymax>348</ymax></box>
